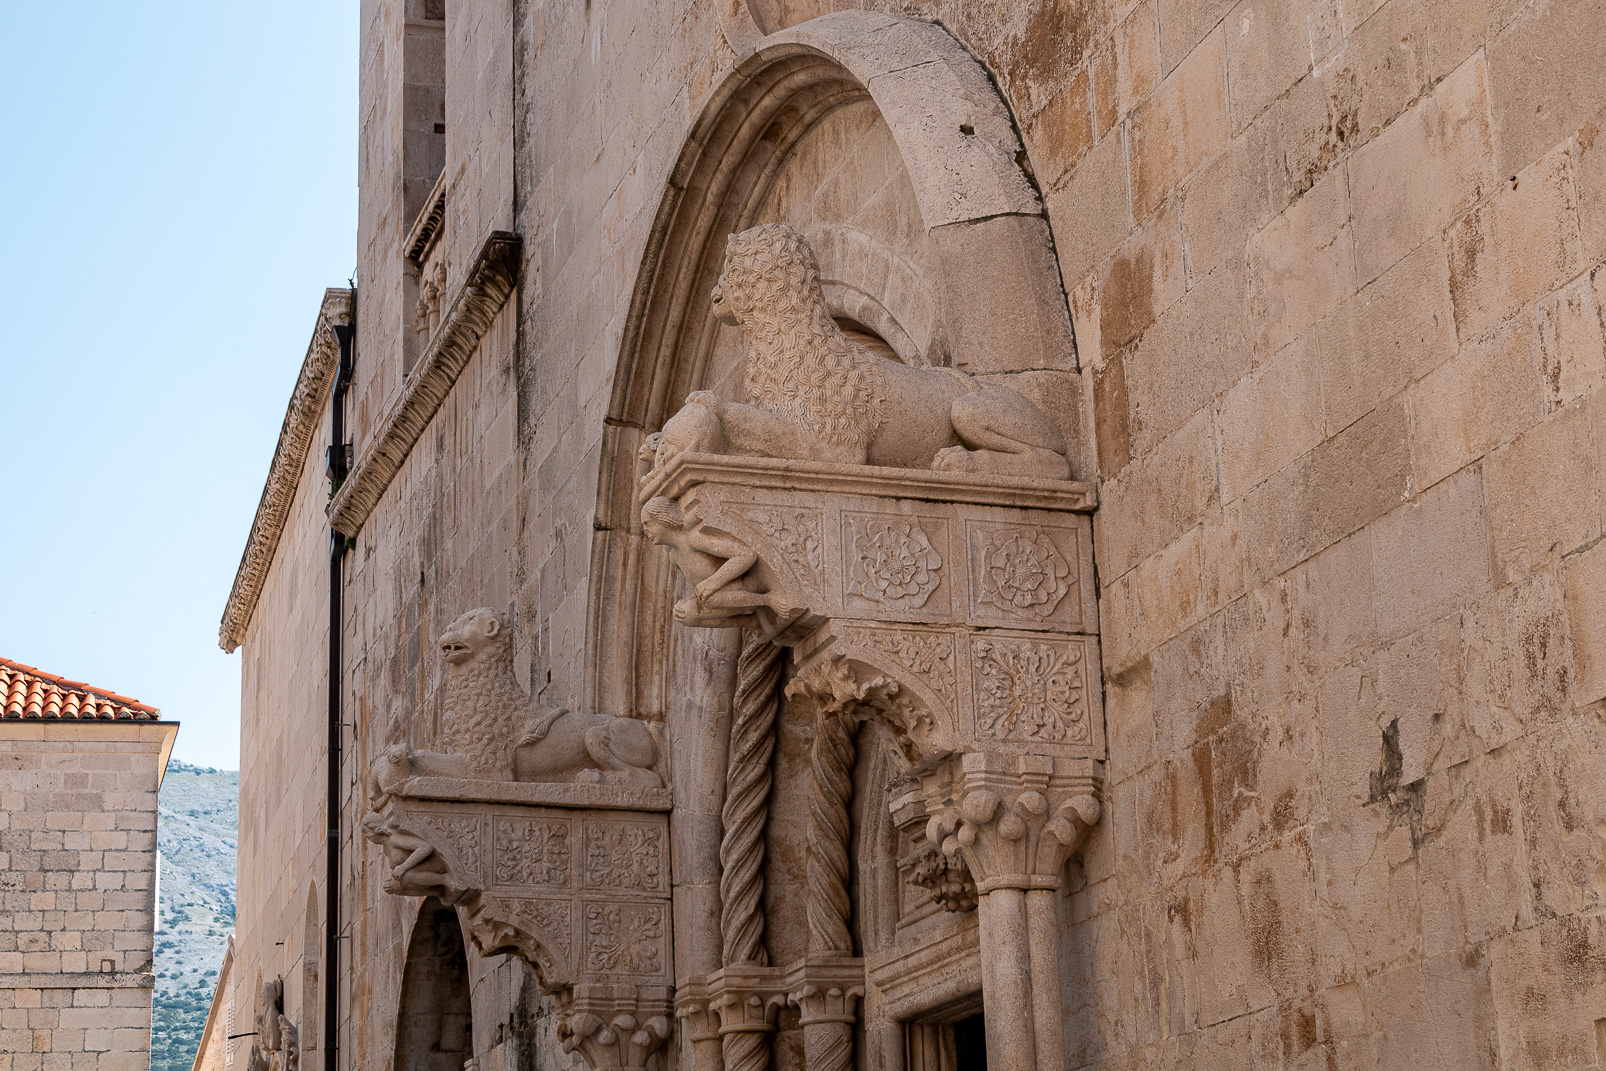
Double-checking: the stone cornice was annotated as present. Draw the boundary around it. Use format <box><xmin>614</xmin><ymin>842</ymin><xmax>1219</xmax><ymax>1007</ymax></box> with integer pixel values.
<box><xmin>218</xmin><ymin>288</ymin><xmax>354</xmax><ymax>653</ymax></box>
<box><xmin>403</xmin><ymin>169</ymin><xmax>448</xmax><ymax>264</ymax></box>
<box><xmin>327</xmin><ymin>230</ymin><xmax>520</xmax><ymax>538</ymax></box>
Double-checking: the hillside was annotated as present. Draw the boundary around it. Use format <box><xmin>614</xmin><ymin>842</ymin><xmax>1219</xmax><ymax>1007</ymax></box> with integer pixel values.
<box><xmin>152</xmin><ymin>761</ymin><xmax>238</xmax><ymax>1071</ymax></box>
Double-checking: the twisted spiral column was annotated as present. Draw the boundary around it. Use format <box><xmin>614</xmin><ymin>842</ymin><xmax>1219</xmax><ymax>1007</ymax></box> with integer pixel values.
<box><xmin>803</xmin><ymin>696</ymin><xmax>860</xmax><ymax>1071</ymax></box>
<box><xmin>720</xmin><ymin>633</ymin><xmax>783</xmax><ymax>1071</ymax></box>
<box><xmin>806</xmin><ymin>707</ymin><xmax>858</xmax><ymax>955</ymax></box>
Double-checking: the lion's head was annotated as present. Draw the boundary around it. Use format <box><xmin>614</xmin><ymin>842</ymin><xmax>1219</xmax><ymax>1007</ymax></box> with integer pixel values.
<box><xmin>713</xmin><ymin>223</ymin><xmax>884</xmax><ymax>449</ymax></box>
<box><xmin>439</xmin><ymin>608</ymin><xmax>507</xmax><ymax>666</ymax></box>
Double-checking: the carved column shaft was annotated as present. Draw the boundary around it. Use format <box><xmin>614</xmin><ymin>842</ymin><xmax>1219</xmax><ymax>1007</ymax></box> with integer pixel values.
<box><xmin>719</xmin><ymin>634</ymin><xmax>784</xmax><ymax>1071</ymax></box>
<box><xmin>802</xmin><ymin>698</ymin><xmax>860</xmax><ymax>1071</ymax></box>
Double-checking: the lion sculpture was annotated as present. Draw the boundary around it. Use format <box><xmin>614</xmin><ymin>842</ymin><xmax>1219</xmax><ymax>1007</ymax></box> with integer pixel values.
<box><xmin>369</xmin><ymin>608</ymin><xmax>662</xmax><ymax>802</ymax></box>
<box><xmin>647</xmin><ymin>223</ymin><xmax>1072</xmax><ymax>481</ymax></box>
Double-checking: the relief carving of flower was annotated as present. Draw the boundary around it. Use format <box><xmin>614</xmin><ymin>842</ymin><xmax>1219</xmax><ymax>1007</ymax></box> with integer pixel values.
<box><xmin>978</xmin><ymin>528</ymin><xmax>1070</xmax><ymax>618</ymax></box>
<box><xmin>850</xmin><ymin>519</ymin><xmax>943</xmax><ymax>609</ymax></box>
<box><xmin>973</xmin><ymin>639</ymin><xmax>1087</xmax><ymax>743</ymax></box>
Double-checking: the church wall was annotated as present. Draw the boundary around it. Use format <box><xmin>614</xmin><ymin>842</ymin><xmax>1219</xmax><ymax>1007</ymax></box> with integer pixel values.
<box><xmin>227</xmin><ymin>0</ymin><xmax>1606</xmax><ymax>1068</ymax></box>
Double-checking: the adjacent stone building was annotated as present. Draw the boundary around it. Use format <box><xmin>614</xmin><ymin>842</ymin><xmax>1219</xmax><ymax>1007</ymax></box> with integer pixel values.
<box><xmin>0</xmin><ymin>658</ymin><xmax>177</xmax><ymax>1071</ymax></box>
<box><xmin>219</xmin><ymin>1</ymin><xmax>1606</xmax><ymax>1069</ymax></box>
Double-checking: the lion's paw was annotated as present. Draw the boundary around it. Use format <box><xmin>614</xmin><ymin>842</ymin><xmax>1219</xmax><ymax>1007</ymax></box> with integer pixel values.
<box><xmin>932</xmin><ymin>446</ymin><xmax>981</xmax><ymax>472</ymax></box>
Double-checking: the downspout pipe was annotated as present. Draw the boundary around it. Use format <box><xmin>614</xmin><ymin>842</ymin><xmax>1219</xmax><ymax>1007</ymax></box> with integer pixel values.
<box><xmin>326</xmin><ymin>320</ymin><xmax>354</xmax><ymax>1071</ymax></box>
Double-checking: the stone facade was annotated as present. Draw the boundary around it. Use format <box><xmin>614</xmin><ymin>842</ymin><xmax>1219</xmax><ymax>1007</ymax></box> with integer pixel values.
<box><xmin>0</xmin><ymin>718</ymin><xmax>178</xmax><ymax>1071</ymax></box>
<box><xmin>222</xmin><ymin>1</ymin><xmax>1606</xmax><ymax>1069</ymax></box>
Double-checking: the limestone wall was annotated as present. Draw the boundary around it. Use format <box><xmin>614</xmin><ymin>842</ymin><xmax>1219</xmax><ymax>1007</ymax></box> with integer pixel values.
<box><xmin>227</xmin><ymin>0</ymin><xmax>1606</xmax><ymax>1068</ymax></box>
<box><xmin>0</xmin><ymin>720</ymin><xmax>176</xmax><ymax>1071</ymax></box>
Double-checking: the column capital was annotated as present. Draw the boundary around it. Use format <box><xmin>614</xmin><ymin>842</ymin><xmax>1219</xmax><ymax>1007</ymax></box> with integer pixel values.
<box><xmin>922</xmin><ymin>751</ymin><xmax>1101</xmax><ymax>893</ymax></box>
<box><xmin>558</xmin><ymin>984</ymin><xmax>674</xmax><ymax>1071</ymax></box>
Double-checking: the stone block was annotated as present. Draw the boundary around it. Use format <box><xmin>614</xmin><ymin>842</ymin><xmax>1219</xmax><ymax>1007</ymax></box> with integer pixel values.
<box><xmin>1563</xmin><ymin>538</ymin><xmax>1606</xmax><ymax>706</ymax></box>
<box><xmin>1576</xmin><ymin>108</ymin><xmax>1606</xmax><ymax>262</ymax></box>
<box><xmin>1090</xmin><ymin>1</ymin><xmax>1161</xmax><ymax>140</ymax></box>
<box><xmin>1360</xmin><ymin>948</ymin><xmax>1499</xmax><ymax>1071</ymax></box>
<box><xmin>1129</xmin><ymin>28</ymin><xmax>1229</xmax><ymax>221</ymax></box>
<box><xmin>1447</xmin><ymin>144</ymin><xmax>1584</xmax><ymax>343</ymax></box>
<box><xmin>1047</xmin><ymin>127</ymin><xmax>1133</xmax><ymax>288</ymax></box>
<box><xmin>1349</xmin><ymin>54</ymin><xmax>1496</xmax><ymax>284</ymax></box>
<box><xmin>1534</xmin><ymin>271</ymin><xmax>1606</xmax><ymax>412</ymax></box>
<box><xmin>1224</xmin><ymin>0</ymin><xmax>1339</xmax><ymax>132</ymax></box>
<box><xmin>1484</xmin><ymin>402</ymin><xmax>1602</xmax><ymax>584</ymax></box>
<box><xmin>1311</xmin><ymin>804</ymin><xmax>1420</xmax><ymax>988</ymax></box>
<box><xmin>1489</xmin><ymin>914</ymin><xmax>1606</xmax><ymax>1070</ymax></box>
<box><xmin>1092</xmin><ymin>351</ymin><xmax>1132</xmax><ymax>478</ymax></box>
<box><xmin>1243</xmin><ymin>393</ymin><xmax>1410</xmax><ymax>583</ymax></box>
<box><xmin>1215</xmin><ymin>336</ymin><xmax>1324</xmax><ymax>503</ymax></box>
<box><xmin>1157</xmin><ymin>0</ymin><xmax>1236</xmax><ymax>74</ymax></box>
<box><xmin>1178</xmin><ymin>122</ymin><xmax>1279</xmax><ymax>277</ymax></box>
<box><xmin>1124</xmin><ymin>262</ymin><xmax>1253</xmax><ymax>455</ymax></box>
<box><xmin>1418</xmin><ymin>747</ymin><xmax>1530</xmax><ymax>958</ymax></box>
<box><xmin>1369</xmin><ymin>466</ymin><xmax>1492</xmax><ymax>643</ymax></box>
<box><xmin>1327</xmin><ymin>0</ymin><xmax>1432</xmax><ymax>148</ymax></box>
<box><xmin>1225</xmin><ymin>578</ymin><xmax>1295</xmax><ymax>717</ymax></box>
<box><xmin>1247</xmin><ymin>167</ymin><xmax>1354</xmax><ymax>359</ymax></box>
<box><xmin>1135</xmin><ymin>523</ymin><xmax>1204</xmax><ymax>647</ymax></box>
<box><xmin>1022</xmin><ymin>68</ymin><xmax>1093</xmax><ymax>192</ymax></box>
<box><xmin>1200</xmin><ymin>500</ymin><xmax>1248</xmax><ymax>615</ymax></box>
<box><xmin>1292</xmin><ymin>531</ymin><xmax>1375</xmax><ymax>682</ymax></box>
<box><xmin>1314</xmin><ymin>237</ymin><xmax>1457</xmax><ymax>435</ymax></box>
<box><xmin>1407</xmin><ymin>314</ymin><xmax>1544</xmax><ymax>490</ymax></box>
<box><xmin>1487</xmin><ymin>0</ymin><xmax>1606</xmax><ymax>179</ymax></box>
<box><xmin>1098</xmin><ymin>201</ymin><xmax>1187</xmax><ymax>362</ymax></box>
<box><xmin>1152</xmin><ymin>613</ymin><xmax>1230</xmax><ymax>756</ymax></box>
<box><xmin>1095</xmin><ymin>406</ymin><xmax>1219</xmax><ymax>580</ymax></box>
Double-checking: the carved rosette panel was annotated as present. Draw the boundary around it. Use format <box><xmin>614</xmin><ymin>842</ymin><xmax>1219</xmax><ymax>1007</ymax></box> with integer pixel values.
<box><xmin>969</xmin><ymin>523</ymin><xmax>1075</xmax><ymax>621</ymax></box>
<box><xmin>844</xmin><ymin>513</ymin><xmax>948</xmax><ymax>615</ymax></box>
<box><xmin>583</xmin><ymin>901</ymin><xmax>671</xmax><ymax>980</ymax></box>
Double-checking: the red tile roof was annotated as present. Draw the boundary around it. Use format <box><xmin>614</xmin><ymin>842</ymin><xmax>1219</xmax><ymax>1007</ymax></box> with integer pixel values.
<box><xmin>0</xmin><ymin>658</ymin><xmax>160</xmax><ymax>721</ymax></box>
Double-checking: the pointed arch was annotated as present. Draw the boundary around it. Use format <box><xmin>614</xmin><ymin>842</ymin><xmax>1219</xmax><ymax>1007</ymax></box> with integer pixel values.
<box><xmin>585</xmin><ymin>11</ymin><xmax>1081</xmax><ymax>718</ymax></box>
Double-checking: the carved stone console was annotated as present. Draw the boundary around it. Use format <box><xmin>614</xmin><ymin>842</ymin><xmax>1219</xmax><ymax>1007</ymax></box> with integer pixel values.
<box><xmin>365</xmin><ymin>777</ymin><xmax>674</xmax><ymax>1071</ymax></box>
<box><xmin>650</xmin><ymin>452</ymin><xmax>1104</xmax><ymax>1071</ymax></box>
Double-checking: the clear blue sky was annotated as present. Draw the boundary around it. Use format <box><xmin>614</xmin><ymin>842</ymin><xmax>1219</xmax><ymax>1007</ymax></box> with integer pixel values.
<box><xmin>0</xmin><ymin>3</ymin><xmax>357</xmax><ymax>769</ymax></box>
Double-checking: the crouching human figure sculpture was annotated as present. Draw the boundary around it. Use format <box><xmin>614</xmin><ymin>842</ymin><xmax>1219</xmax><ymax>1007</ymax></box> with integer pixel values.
<box><xmin>369</xmin><ymin>607</ymin><xmax>662</xmax><ymax>804</ymax></box>
<box><xmin>642</xmin><ymin>223</ymin><xmax>1073</xmax><ymax>486</ymax></box>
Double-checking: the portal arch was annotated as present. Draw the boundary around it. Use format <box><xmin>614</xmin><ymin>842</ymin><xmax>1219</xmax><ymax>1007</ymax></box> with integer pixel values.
<box><xmin>586</xmin><ymin>11</ymin><xmax>1085</xmax><ymax>719</ymax></box>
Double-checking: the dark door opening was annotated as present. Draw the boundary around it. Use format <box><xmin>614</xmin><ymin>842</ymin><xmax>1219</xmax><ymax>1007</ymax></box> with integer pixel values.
<box><xmin>952</xmin><ymin>1012</ymin><xmax>986</xmax><ymax>1071</ymax></box>
<box><xmin>394</xmin><ymin>897</ymin><xmax>473</xmax><ymax>1071</ymax></box>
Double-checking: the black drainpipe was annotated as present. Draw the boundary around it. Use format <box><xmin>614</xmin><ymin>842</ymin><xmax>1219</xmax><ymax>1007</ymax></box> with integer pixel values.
<box><xmin>325</xmin><ymin>319</ymin><xmax>355</xmax><ymax>1071</ymax></box>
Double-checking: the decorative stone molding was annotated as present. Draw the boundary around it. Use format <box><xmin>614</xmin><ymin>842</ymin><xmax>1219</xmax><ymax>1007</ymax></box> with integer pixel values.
<box><xmin>403</xmin><ymin>169</ymin><xmax>448</xmax><ymax>265</ymax></box>
<box><xmin>218</xmin><ymin>288</ymin><xmax>352</xmax><ymax>652</ymax></box>
<box><xmin>327</xmin><ymin>230</ymin><xmax>520</xmax><ymax>537</ymax></box>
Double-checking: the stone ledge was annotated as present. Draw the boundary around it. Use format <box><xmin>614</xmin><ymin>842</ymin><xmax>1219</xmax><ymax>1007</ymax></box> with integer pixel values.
<box><xmin>390</xmin><ymin>775</ymin><xmax>673</xmax><ymax>812</ymax></box>
<box><xmin>0</xmin><ymin>972</ymin><xmax>155</xmax><ymax>990</ymax></box>
<box><xmin>328</xmin><ymin>229</ymin><xmax>521</xmax><ymax>537</ymax></box>
<box><xmin>649</xmin><ymin>452</ymin><xmax>1096</xmax><ymax>512</ymax></box>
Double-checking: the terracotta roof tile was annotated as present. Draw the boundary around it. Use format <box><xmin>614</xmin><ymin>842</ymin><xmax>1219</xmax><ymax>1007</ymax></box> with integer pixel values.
<box><xmin>0</xmin><ymin>658</ymin><xmax>160</xmax><ymax>721</ymax></box>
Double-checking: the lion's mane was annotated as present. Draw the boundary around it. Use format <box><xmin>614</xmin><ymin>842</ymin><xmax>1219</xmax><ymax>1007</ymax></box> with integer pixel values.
<box><xmin>440</xmin><ymin>623</ymin><xmax>525</xmax><ymax>777</ymax></box>
<box><xmin>722</xmin><ymin>224</ymin><xmax>885</xmax><ymax>450</ymax></box>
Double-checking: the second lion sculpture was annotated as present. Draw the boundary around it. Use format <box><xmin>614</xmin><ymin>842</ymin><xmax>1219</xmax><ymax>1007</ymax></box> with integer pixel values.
<box><xmin>647</xmin><ymin>223</ymin><xmax>1073</xmax><ymax>482</ymax></box>
<box><xmin>369</xmin><ymin>608</ymin><xmax>661</xmax><ymax>803</ymax></box>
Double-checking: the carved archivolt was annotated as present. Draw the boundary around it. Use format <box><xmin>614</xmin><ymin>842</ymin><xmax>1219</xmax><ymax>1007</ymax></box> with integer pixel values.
<box><xmin>219</xmin><ymin>288</ymin><xmax>352</xmax><ymax>652</ymax></box>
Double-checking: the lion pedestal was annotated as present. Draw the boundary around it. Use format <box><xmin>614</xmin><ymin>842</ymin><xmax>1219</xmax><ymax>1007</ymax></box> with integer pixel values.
<box><xmin>648</xmin><ymin>451</ymin><xmax>1105</xmax><ymax>1071</ymax></box>
<box><xmin>362</xmin><ymin>610</ymin><xmax>676</xmax><ymax>1071</ymax></box>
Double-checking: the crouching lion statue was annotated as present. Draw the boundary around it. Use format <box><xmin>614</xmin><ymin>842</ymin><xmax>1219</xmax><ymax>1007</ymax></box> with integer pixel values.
<box><xmin>368</xmin><ymin>608</ymin><xmax>662</xmax><ymax>804</ymax></box>
<box><xmin>644</xmin><ymin>223</ymin><xmax>1072</xmax><ymax>483</ymax></box>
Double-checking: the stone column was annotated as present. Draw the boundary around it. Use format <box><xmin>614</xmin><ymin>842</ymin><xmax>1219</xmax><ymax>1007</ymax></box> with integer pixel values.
<box><xmin>923</xmin><ymin>752</ymin><xmax>1100</xmax><ymax>1071</ymax></box>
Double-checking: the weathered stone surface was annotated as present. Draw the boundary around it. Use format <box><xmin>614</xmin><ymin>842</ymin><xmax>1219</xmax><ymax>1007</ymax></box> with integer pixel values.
<box><xmin>1349</xmin><ymin>53</ymin><xmax>1496</xmax><ymax>284</ymax></box>
<box><xmin>1129</xmin><ymin>28</ymin><xmax>1229</xmax><ymax>222</ymax></box>
<box><xmin>216</xmin><ymin>3</ymin><xmax>1606</xmax><ymax>1068</ymax></box>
